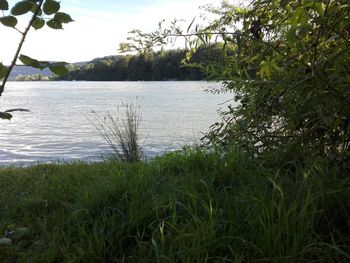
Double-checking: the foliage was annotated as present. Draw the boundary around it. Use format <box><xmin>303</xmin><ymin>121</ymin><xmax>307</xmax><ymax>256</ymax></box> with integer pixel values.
<box><xmin>0</xmin><ymin>149</ymin><xmax>349</xmax><ymax>261</ymax></box>
<box><xmin>0</xmin><ymin>2</ymin><xmax>348</xmax><ymax>261</ymax></box>
<box><xmin>120</xmin><ymin>0</ymin><xmax>350</xmax><ymax>160</ymax></box>
<box><xmin>204</xmin><ymin>0</ymin><xmax>350</xmax><ymax>160</ymax></box>
<box><xmin>0</xmin><ymin>0</ymin><xmax>73</xmax><ymax>119</ymax></box>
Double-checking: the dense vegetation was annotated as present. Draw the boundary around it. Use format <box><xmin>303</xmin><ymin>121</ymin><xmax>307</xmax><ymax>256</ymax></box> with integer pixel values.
<box><xmin>56</xmin><ymin>45</ymin><xmax>224</xmax><ymax>81</ymax></box>
<box><xmin>1</xmin><ymin>0</ymin><xmax>349</xmax><ymax>261</ymax></box>
<box><xmin>0</xmin><ymin>149</ymin><xmax>349</xmax><ymax>262</ymax></box>
<box><xmin>201</xmin><ymin>0</ymin><xmax>350</xmax><ymax>160</ymax></box>
<box><xmin>120</xmin><ymin>0</ymin><xmax>350</xmax><ymax>160</ymax></box>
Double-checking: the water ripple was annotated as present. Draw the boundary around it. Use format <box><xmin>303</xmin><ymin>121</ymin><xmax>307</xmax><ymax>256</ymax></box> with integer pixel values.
<box><xmin>0</xmin><ymin>81</ymin><xmax>234</xmax><ymax>165</ymax></box>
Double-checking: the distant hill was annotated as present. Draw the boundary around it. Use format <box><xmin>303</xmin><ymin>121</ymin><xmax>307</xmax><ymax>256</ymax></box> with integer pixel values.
<box><xmin>9</xmin><ymin>60</ymin><xmax>92</xmax><ymax>80</ymax></box>
<box><xmin>10</xmin><ymin>66</ymin><xmax>53</xmax><ymax>80</ymax></box>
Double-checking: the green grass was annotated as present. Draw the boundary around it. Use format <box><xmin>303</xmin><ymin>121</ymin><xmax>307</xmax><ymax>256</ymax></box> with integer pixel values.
<box><xmin>0</xmin><ymin>149</ymin><xmax>349</xmax><ymax>262</ymax></box>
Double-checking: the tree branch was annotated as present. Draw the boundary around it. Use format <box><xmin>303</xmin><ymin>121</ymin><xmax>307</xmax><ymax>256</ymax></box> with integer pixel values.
<box><xmin>0</xmin><ymin>0</ymin><xmax>44</xmax><ymax>97</ymax></box>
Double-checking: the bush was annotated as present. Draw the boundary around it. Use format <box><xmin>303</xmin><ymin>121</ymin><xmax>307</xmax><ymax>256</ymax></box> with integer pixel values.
<box><xmin>202</xmin><ymin>0</ymin><xmax>350</xmax><ymax>160</ymax></box>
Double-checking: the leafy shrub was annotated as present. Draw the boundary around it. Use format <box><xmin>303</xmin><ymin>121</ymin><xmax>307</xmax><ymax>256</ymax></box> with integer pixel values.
<box><xmin>121</xmin><ymin>0</ymin><xmax>350</xmax><ymax>161</ymax></box>
<box><xmin>202</xmin><ymin>0</ymin><xmax>350</xmax><ymax>160</ymax></box>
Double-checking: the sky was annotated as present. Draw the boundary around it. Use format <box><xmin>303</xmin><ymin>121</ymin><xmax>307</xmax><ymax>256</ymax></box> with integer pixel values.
<box><xmin>0</xmin><ymin>0</ymin><xmax>221</xmax><ymax>64</ymax></box>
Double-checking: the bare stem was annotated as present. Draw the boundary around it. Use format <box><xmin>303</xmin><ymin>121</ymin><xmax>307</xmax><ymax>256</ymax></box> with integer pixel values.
<box><xmin>0</xmin><ymin>0</ymin><xmax>44</xmax><ymax>97</ymax></box>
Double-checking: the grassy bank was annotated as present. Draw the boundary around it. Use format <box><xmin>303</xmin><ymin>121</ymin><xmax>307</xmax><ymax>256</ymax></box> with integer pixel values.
<box><xmin>0</xmin><ymin>149</ymin><xmax>349</xmax><ymax>262</ymax></box>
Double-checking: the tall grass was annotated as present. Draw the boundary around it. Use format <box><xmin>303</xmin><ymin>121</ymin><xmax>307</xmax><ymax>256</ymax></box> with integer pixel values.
<box><xmin>0</xmin><ymin>149</ymin><xmax>349</xmax><ymax>262</ymax></box>
<box><xmin>90</xmin><ymin>102</ymin><xmax>142</xmax><ymax>162</ymax></box>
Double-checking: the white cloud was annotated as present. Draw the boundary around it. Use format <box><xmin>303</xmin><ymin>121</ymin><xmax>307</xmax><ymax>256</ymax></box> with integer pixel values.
<box><xmin>0</xmin><ymin>0</ymin><xmax>221</xmax><ymax>64</ymax></box>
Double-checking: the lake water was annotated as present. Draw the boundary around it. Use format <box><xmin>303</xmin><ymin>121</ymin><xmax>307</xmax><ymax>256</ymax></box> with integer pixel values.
<box><xmin>0</xmin><ymin>81</ymin><xmax>233</xmax><ymax>165</ymax></box>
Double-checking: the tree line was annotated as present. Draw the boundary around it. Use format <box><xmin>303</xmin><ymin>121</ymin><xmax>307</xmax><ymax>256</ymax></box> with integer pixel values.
<box><xmin>56</xmin><ymin>44</ymin><xmax>224</xmax><ymax>81</ymax></box>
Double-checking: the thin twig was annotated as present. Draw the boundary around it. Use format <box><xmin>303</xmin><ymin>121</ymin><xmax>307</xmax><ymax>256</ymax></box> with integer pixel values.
<box><xmin>0</xmin><ymin>0</ymin><xmax>44</xmax><ymax>97</ymax></box>
<box><xmin>158</xmin><ymin>31</ymin><xmax>316</xmax><ymax>75</ymax></box>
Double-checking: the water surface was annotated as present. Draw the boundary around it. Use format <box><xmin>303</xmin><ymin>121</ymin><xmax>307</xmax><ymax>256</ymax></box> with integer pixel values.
<box><xmin>0</xmin><ymin>81</ymin><xmax>233</xmax><ymax>165</ymax></box>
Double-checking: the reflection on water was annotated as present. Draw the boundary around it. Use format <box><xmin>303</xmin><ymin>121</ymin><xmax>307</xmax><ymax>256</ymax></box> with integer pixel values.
<box><xmin>0</xmin><ymin>81</ymin><xmax>233</xmax><ymax>165</ymax></box>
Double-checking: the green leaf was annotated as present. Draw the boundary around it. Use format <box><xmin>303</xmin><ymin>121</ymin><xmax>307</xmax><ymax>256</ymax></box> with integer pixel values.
<box><xmin>46</xmin><ymin>19</ymin><xmax>63</xmax><ymax>29</ymax></box>
<box><xmin>286</xmin><ymin>26</ymin><xmax>297</xmax><ymax>44</ymax></box>
<box><xmin>0</xmin><ymin>112</ymin><xmax>13</xmax><ymax>120</ymax></box>
<box><xmin>0</xmin><ymin>238</ymin><xmax>12</xmax><ymax>246</ymax></box>
<box><xmin>54</xmin><ymin>12</ymin><xmax>73</xmax><ymax>23</ymax></box>
<box><xmin>298</xmin><ymin>9</ymin><xmax>308</xmax><ymax>26</ymax></box>
<box><xmin>11</xmin><ymin>0</ymin><xmax>34</xmax><ymax>16</ymax></box>
<box><xmin>311</xmin><ymin>2</ymin><xmax>324</xmax><ymax>17</ymax></box>
<box><xmin>49</xmin><ymin>63</ymin><xmax>69</xmax><ymax>75</ymax></box>
<box><xmin>186</xmin><ymin>51</ymin><xmax>192</xmax><ymax>61</ymax></box>
<box><xmin>30</xmin><ymin>3</ymin><xmax>42</xmax><ymax>16</ymax></box>
<box><xmin>291</xmin><ymin>7</ymin><xmax>302</xmax><ymax>26</ymax></box>
<box><xmin>32</xmin><ymin>16</ymin><xmax>44</xmax><ymax>30</ymax></box>
<box><xmin>19</xmin><ymin>54</ymin><xmax>42</xmax><ymax>68</ymax></box>
<box><xmin>259</xmin><ymin>61</ymin><xmax>271</xmax><ymax>80</ymax></box>
<box><xmin>291</xmin><ymin>6</ymin><xmax>308</xmax><ymax>26</ymax></box>
<box><xmin>0</xmin><ymin>16</ymin><xmax>18</xmax><ymax>27</ymax></box>
<box><xmin>40</xmin><ymin>61</ymin><xmax>50</xmax><ymax>68</ymax></box>
<box><xmin>43</xmin><ymin>0</ymin><xmax>60</xmax><ymax>15</ymax></box>
<box><xmin>303</xmin><ymin>1</ymin><xmax>324</xmax><ymax>17</ymax></box>
<box><xmin>0</xmin><ymin>63</ymin><xmax>8</xmax><ymax>79</ymax></box>
<box><xmin>0</xmin><ymin>0</ymin><xmax>9</xmax><ymax>10</ymax></box>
